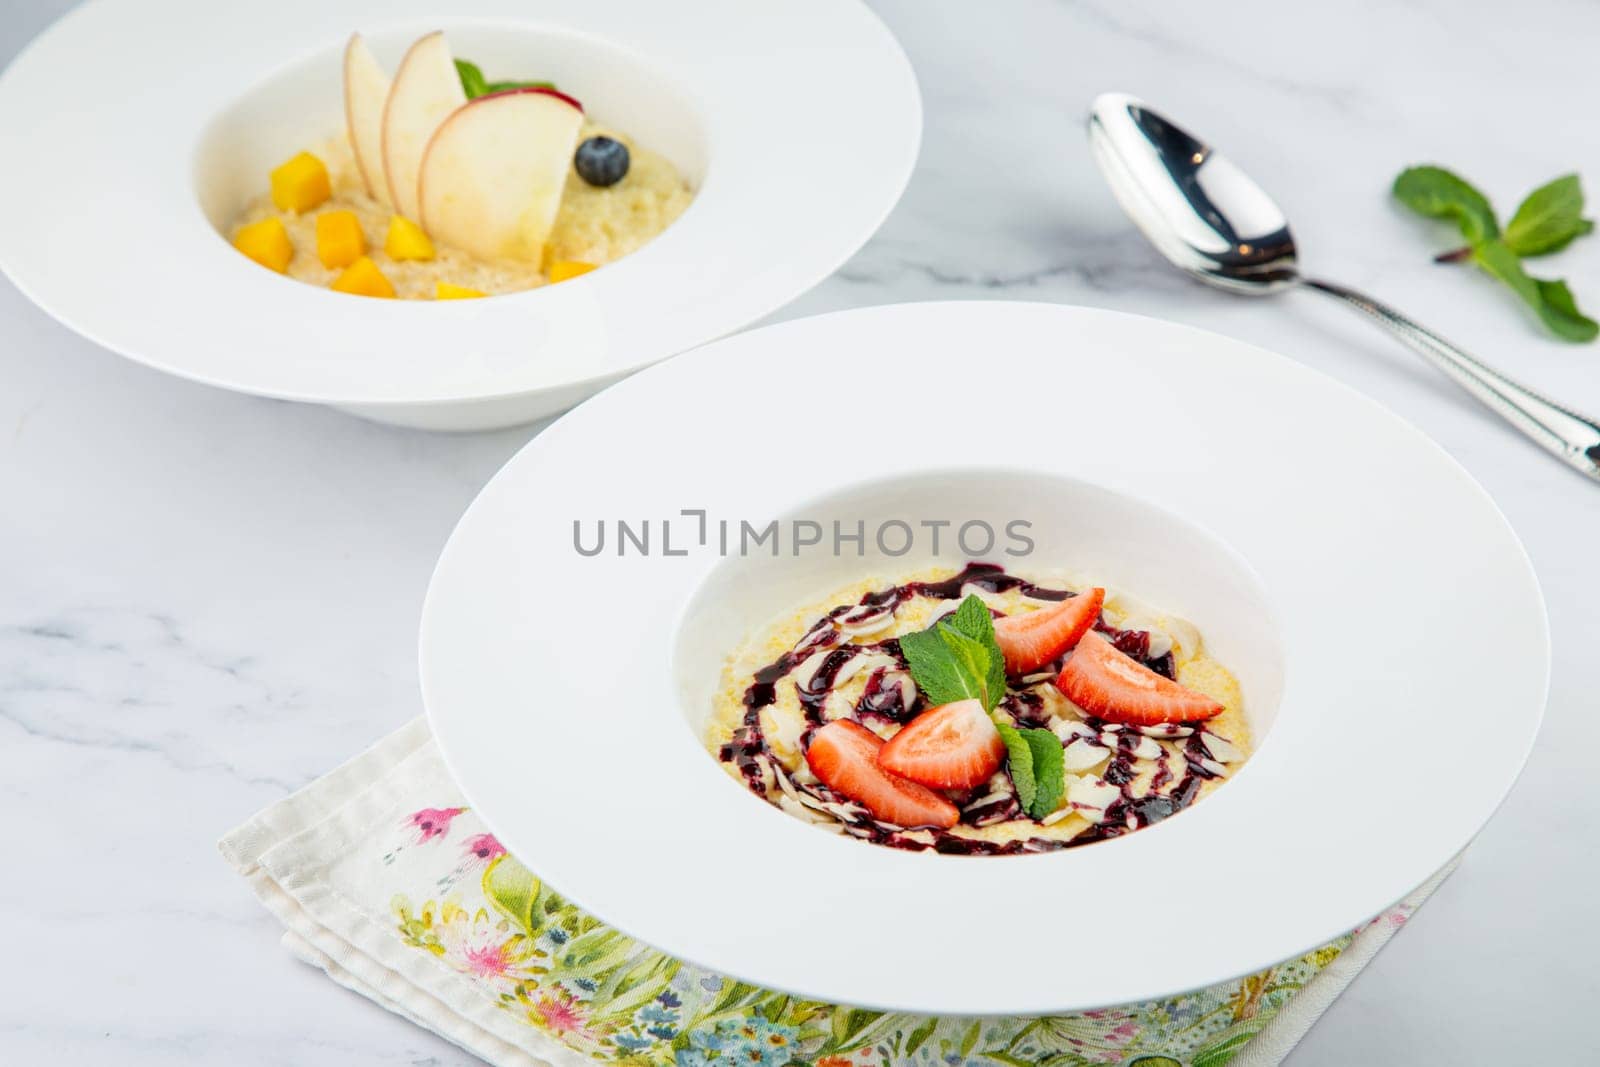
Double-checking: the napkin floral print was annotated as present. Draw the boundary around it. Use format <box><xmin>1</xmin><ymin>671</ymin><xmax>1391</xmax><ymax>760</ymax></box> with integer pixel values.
<box><xmin>384</xmin><ymin>803</ymin><xmax>1374</xmax><ymax>1067</ymax></box>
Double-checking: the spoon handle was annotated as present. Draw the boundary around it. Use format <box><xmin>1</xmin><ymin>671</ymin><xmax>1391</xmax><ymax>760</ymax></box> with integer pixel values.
<box><xmin>1303</xmin><ymin>277</ymin><xmax>1600</xmax><ymax>483</ymax></box>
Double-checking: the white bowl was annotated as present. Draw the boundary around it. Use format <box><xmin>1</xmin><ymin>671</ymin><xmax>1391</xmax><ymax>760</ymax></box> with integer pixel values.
<box><xmin>420</xmin><ymin>301</ymin><xmax>1548</xmax><ymax>1014</ymax></box>
<box><xmin>0</xmin><ymin>0</ymin><xmax>919</xmax><ymax>430</ymax></box>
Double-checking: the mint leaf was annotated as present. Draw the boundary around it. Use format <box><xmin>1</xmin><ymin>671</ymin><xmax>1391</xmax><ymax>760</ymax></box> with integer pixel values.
<box><xmin>1473</xmin><ymin>238</ymin><xmax>1599</xmax><ymax>342</ymax></box>
<box><xmin>899</xmin><ymin>626</ymin><xmax>983</xmax><ymax>707</ymax></box>
<box><xmin>1504</xmin><ymin>174</ymin><xmax>1594</xmax><ymax>257</ymax></box>
<box><xmin>899</xmin><ymin>596</ymin><xmax>1005</xmax><ymax>711</ymax></box>
<box><xmin>936</xmin><ymin>626</ymin><xmax>998</xmax><ymax>707</ymax></box>
<box><xmin>943</xmin><ymin>595</ymin><xmax>1006</xmax><ymax>710</ymax></box>
<box><xmin>1021</xmin><ymin>729</ymin><xmax>1065</xmax><ymax>819</ymax></box>
<box><xmin>455</xmin><ymin>59</ymin><xmax>489</xmax><ymax>98</ymax></box>
<box><xmin>945</xmin><ymin>594</ymin><xmax>996</xmax><ymax>645</ymax></box>
<box><xmin>457</xmin><ymin>58</ymin><xmax>555</xmax><ymax>99</ymax></box>
<box><xmin>484</xmin><ymin>78</ymin><xmax>556</xmax><ymax>93</ymax></box>
<box><xmin>1394</xmin><ymin>166</ymin><xmax>1499</xmax><ymax>244</ymax></box>
<box><xmin>996</xmin><ymin>722</ymin><xmax>1065</xmax><ymax>819</ymax></box>
<box><xmin>995</xmin><ymin>723</ymin><xmax>1036</xmax><ymax>814</ymax></box>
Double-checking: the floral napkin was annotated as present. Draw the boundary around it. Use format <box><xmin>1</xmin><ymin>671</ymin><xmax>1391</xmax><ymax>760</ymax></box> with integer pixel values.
<box><xmin>221</xmin><ymin>718</ymin><xmax>1454</xmax><ymax>1067</ymax></box>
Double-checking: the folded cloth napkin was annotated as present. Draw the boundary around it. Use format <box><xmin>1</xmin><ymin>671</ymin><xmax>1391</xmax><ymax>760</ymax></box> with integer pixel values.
<box><xmin>221</xmin><ymin>718</ymin><xmax>1455</xmax><ymax>1067</ymax></box>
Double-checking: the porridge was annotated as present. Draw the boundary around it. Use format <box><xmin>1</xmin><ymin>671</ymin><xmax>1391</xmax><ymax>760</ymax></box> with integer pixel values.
<box><xmin>228</xmin><ymin>31</ymin><xmax>693</xmax><ymax>299</ymax></box>
<box><xmin>707</xmin><ymin>563</ymin><xmax>1250</xmax><ymax>854</ymax></box>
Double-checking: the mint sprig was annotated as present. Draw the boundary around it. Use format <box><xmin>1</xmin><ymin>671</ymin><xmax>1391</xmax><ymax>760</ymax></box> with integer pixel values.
<box><xmin>898</xmin><ymin>595</ymin><xmax>1006</xmax><ymax>711</ymax></box>
<box><xmin>898</xmin><ymin>595</ymin><xmax>1065</xmax><ymax>819</ymax></box>
<box><xmin>455</xmin><ymin>59</ymin><xmax>555</xmax><ymax>100</ymax></box>
<box><xmin>996</xmin><ymin>722</ymin><xmax>1065</xmax><ymax>820</ymax></box>
<box><xmin>1392</xmin><ymin>165</ymin><xmax>1597</xmax><ymax>343</ymax></box>
<box><xmin>1504</xmin><ymin>175</ymin><xmax>1596</xmax><ymax>257</ymax></box>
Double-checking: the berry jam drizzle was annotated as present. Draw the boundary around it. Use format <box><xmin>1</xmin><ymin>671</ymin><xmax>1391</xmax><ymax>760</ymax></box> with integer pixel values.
<box><xmin>717</xmin><ymin>563</ymin><xmax>1235</xmax><ymax>855</ymax></box>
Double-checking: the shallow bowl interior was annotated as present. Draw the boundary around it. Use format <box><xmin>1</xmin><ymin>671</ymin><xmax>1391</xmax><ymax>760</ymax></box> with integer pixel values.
<box><xmin>674</xmin><ymin>469</ymin><xmax>1285</xmax><ymax>751</ymax></box>
<box><xmin>194</xmin><ymin>21</ymin><xmax>709</xmax><ymax>236</ymax></box>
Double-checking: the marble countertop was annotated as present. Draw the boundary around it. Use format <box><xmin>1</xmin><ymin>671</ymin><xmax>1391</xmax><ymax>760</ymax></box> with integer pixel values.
<box><xmin>3</xmin><ymin>1</ymin><xmax>1597</xmax><ymax>1062</ymax></box>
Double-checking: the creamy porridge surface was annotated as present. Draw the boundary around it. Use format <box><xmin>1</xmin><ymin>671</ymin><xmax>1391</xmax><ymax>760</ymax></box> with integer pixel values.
<box><xmin>707</xmin><ymin>564</ymin><xmax>1252</xmax><ymax>855</ymax></box>
<box><xmin>231</xmin><ymin>124</ymin><xmax>692</xmax><ymax>299</ymax></box>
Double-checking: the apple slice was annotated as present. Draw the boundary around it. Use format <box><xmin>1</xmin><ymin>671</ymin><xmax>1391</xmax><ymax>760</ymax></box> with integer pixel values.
<box><xmin>343</xmin><ymin>34</ymin><xmax>392</xmax><ymax>205</ymax></box>
<box><xmin>418</xmin><ymin>88</ymin><xmax>585</xmax><ymax>263</ymax></box>
<box><xmin>381</xmin><ymin>30</ymin><xmax>466</xmax><ymax>221</ymax></box>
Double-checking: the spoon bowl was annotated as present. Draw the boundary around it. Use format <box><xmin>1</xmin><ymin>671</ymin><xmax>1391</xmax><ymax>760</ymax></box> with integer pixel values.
<box><xmin>1089</xmin><ymin>93</ymin><xmax>1299</xmax><ymax>293</ymax></box>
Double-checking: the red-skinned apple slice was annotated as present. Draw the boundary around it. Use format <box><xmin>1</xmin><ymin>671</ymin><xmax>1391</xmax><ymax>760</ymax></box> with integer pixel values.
<box><xmin>381</xmin><ymin>31</ymin><xmax>466</xmax><ymax>221</ymax></box>
<box><xmin>343</xmin><ymin>33</ymin><xmax>392</xmax><ymax>205</ymax></box>
<box><xmin>418</xmin><ymin>87</ymin><xmax>585</xmax><ymax>263</ymax></box>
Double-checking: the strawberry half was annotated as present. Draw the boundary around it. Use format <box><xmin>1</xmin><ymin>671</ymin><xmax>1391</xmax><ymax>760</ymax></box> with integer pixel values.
<box><xmin>1055</xmin><ymin>631</ymin><xmax>1224</xmax><ymax>725</ymax></box>
<box><xmin>993</xmin><ymin>587</ymin><xmax>1106</xmax><ymax>674</ymax></box>
<box><xmin>806</xmin><ymin>720</ymin><xmax>959</xmax><ymax>830</ymax></box>
<box><xmin>876</xmin><ymin>698</ymin><xmax>1005</xmax><ymax>790</ymax></box>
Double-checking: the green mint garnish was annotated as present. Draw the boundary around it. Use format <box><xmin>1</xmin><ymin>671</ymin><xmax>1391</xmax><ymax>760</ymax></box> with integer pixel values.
<box><xmin>996</xmin><ymin>722</ymin><xmax>1065</xmax><ymax>820</ymax></box>
<box><xmin>456</xmin><ymin>58</ymin><xmax>556</xmax><ymax>100</ymax></box>
<box><xmin>484</xmin><ymin>78</ymin><xmax>556</xmax><ymax>93</ymax></box>
<box><xmin>1472</xmin><ymin>239</ymin><xmax>1598</xmax><ymax>343</ymax></box>
<box><xmin>1392</xmin><ymin>165</ymin><xmax>1598</xmax><ymax>342</ymax></box>
<box><xmin>1393</xmin><ymin>165</ymin><xmax>1499</xmax><ymax>244</ymax></box>
<box><xmin>455</xmin><ymin>59</ymin><xmax>489</xmax><ymax>98</ymax></box>
<box><xmin>899</xmin><ymin>594</ymin><xmax>1065</xmax><ymax>819</ymax></box>
<box><xmin>898</xmin><ymin>594</ymin><xmax>1006</xmax><ymax>711</ymax></box>
<box><xmin>1504</xmin><ymin>175</ymin><xmax>1596</xmax><ymax>257</ymax></box>
<box><xmin>995</xmin><ymin>722</ymin><xmax>1036</xmax><ymax>813</ymax></box>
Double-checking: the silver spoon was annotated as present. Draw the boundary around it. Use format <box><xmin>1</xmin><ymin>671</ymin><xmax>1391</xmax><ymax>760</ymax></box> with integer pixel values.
<box><xmin>1088</xmin><ymin>91</ymin><xmax>1600</xmax><ymax>484</ymax></box>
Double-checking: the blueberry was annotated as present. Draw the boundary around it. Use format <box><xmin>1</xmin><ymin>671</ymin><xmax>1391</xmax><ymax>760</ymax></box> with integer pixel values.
<box><xmin>574</xmin><ymin>136</ymin><xmax>630</xmax><ymax>187</ymax></box>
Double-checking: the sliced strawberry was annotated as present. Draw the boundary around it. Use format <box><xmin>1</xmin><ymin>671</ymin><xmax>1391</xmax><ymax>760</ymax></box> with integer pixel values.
<box><xmin>806</xmin><ymin>720</ymin><xmax>959</xmax><ymax>829</ymax></box>
<box><xmin>1055</xmin><ymin>631</ymin><xmax>1223</xmax><ymax>725</ymax></box>
<box><xmin>876</xmin><ymin>698</ymin><xmax>1005</xmax><ymax>790</ymax></box>
<box><xmin>993</xmin><ymin>587</ymin><xmax>1106</xmax><ymax>674</ymax></box>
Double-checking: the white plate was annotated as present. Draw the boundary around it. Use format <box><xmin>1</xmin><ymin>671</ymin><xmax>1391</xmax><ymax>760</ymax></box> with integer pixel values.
<box><xmin>419</xmin><ymin>302</ymin><xmax>1548</xmax><ymax>1014</ymax></box>
<box><xmin>0</xmin><ymin>0</ymin><xmax>918</xmax><ymax>430</ymax></box>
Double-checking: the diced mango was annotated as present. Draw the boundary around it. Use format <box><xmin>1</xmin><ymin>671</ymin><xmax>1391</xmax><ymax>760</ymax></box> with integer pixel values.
<box><xmin>385</xmin><ymin>216</ymin><xmax>436</xmax><ymax>261</ymax></box>
<box><xmin>315</xmin><ymin>210</ymin><xmax>366</xmax><ymax>269</ymax></box>
<box><xmin>270</xmin><ymin>151</ymin><xmax>332</xmax><ymax>213</ymax></box>
<box><xmin>547</xmin><ymin>260</ymin><xmax>598</xmax><ymax>283</ymax></box>
<box><xmin>436</xmin><ymin>281</ymin><xmax>485</xmax><ymax>300</ymax></box>
<box><xmin>330</xmin><ymin>256</ymin><xmax>395</xmax><ymax>298</ymax></box>
<box><xmin>232</xmin><ymin>217</ymin><xmax>294</xmax><ymax>273</ymax></box>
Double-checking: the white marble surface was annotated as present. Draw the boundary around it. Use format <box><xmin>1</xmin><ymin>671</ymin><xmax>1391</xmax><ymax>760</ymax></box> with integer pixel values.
<box><xmin>3</xmin><ymin>1</ymin><xmax>1598</xmax><ymax>1062</ymax></box>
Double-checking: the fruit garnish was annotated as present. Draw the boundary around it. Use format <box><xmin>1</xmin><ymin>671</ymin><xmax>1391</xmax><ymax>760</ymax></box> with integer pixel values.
<box><xmin>805</xmin><ymin>720</ymin><xmax>958</xmax><ymax>830</ymax></box>
<box><xmin>992</xmin><ymin>587</ymin><xmax>1105</xmax><ymax>675</ymax></box>
<box><xmin>382</xmin><ymin>31</ymin><xmax>467</xmax><ymax>221</ymax></box>
<box><xmin>418</xmin><ymin>88</ymin><xmax>584</xmax><ymax>263</ymax></box>
<box><xmin>995</xmin><ymin>721</ymin><xmax>1065</xmax><ymax>819</ymax></box>
<box><xmin>1056</xmin><ymin>631</ymin><xmax>1224</xmax><ymax>725</ymax></box>
<box><xmin>315</xmin><ymin>209</ymin><xmax>366</xmax><ymax>269</ymax></box>
<box><xmin>876</xmin><ymin>698</ymin><xmax>1004</xmax><ymax>790</ymax></box>
<box><xmin>270</xmin><ymin>151</ymin><xmax>331</xmax><ymax>214</ymax></box>
<box><xmin>385</xmin><ymin>216</ymin><xmax>435</xmax><ymax>261</ymax></box>
<box><xmin>435</xmin><ymin>281</ymin><xmax>484</xmax><ymax>300</ymax></box>
<box><xmin>575</xmin><ymin>135</ymin><xmax>631</xmax><ymax>187</ymax></box>
<box><xmin>343</xmin><ymin>34</ymin><xmax>391</xmax><ymax>205</ymax></box>
<box><xmin>330</xmin><ymin>256</ymin><xmax>396</xmax><ymax>298</ymax></box>
<box><xmin>548</xmin><ymin>260</ymin><xmax>597</xmax><ymax>283</ymax></box>
<box><xmin>897</xmin><ymin>593</ymin><xmax>1065</xmax><ymax>818</ymax></box>
<box><xmin>898</xmin><ymin>594</ymin><xmax>1006</xmax><ymax>711</ymax></box>
<box><xmin>233</xmin><ymin>217</ymin><xmax>293</xmax><ymax>273</ymax></box>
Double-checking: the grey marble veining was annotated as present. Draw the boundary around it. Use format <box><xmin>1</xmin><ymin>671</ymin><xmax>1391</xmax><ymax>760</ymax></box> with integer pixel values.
<box><xmin>3</xmin><ymin>1</ymin><xmax>1599</xmax><ymax>1063</ymax></box>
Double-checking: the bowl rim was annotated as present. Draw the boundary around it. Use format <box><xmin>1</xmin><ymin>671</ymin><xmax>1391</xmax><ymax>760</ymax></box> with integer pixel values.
<box><xmin>0</xmin><ymin>0</ymin><xmax>921</xmax><ymax>406</ymax></box>
<box><xmin>419</xmin><ymin>300</ymin><xmax>1549</xmax><ymax>1015</ymax></box>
